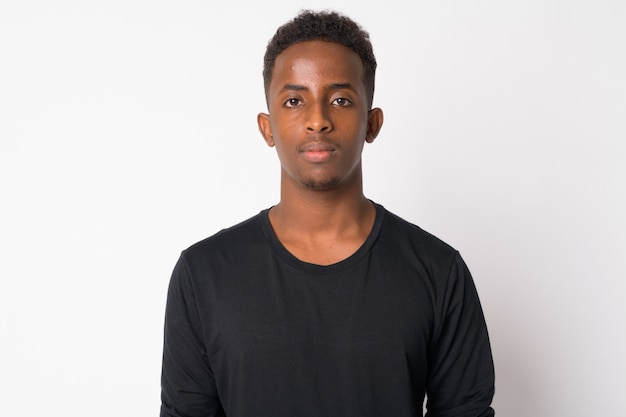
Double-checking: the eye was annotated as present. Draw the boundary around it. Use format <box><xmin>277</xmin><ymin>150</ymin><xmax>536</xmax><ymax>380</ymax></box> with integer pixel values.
<box><xmin>332</xmin><ymin>97</ymin><xmax>352</xmax><ymax>107</ymax></box>
<box><xmin>284</xmin><ymin>98</ymin><xmax>303</xmax><ymax>108</ymax></box>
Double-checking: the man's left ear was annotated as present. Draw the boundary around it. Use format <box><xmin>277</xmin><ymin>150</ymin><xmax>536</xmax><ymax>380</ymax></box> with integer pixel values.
<box><xmin>366</xmin><ymin>107</ymin><xmax>384</xmax><ymax>143</ymax></box>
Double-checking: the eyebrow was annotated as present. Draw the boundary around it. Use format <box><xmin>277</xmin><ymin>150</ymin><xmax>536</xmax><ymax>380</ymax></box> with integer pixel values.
<box><xmin>329</xmin><ymin>83</ymin><xmax>353</xmax><ymax>90</ymax></box>
<box><xmin>280</xmin><ymin>82</ymin><xmax>355</xmax><ymax>92</ymax></box>
<box><xmin>282</xmin><ymin>84</ymin><xmax>308</xmax><ymax>92</ymax></box>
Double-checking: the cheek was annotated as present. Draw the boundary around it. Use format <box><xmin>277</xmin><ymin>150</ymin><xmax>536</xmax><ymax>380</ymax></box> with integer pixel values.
<box><xmin>272</xmin><ymin>141</ymin><xmax>293</xmax><ymax>167</ymax></box>
<box><xmin>270</xmin><ymin>115</ymin><xmax>300</xmax><ymax>138</ymax></box>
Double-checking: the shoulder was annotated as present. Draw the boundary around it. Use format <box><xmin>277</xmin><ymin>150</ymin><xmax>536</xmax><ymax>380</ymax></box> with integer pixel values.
<box><xmin>379</xmin><ymin>205</ymin><xmax>458</xmax><ymax>259</ymax></box>
<box><xmin>181</xmin><ymin>209</ymin><xmax>270</xmax><ymax>268</ymax></box>
<box><xmin>375</xmin><ymin>205</ymin><xmax>476</xmax><ymax>305</ymax></box>
<box><xmin>373</xmin><ymin>204</ymin><xmax>467</xmax><ymax>286</ymax></box>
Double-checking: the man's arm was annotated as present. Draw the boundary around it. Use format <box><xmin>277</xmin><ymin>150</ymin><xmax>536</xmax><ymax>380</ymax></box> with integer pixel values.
<box><xmin>425</xmin><ymin>253</ymin><xmax>495</xmax><ymax>417</ymax></box>
<box><xmin>160</xmin><ymin>253</ymin><xmax>224</xmax><ymax>417</ymax></box>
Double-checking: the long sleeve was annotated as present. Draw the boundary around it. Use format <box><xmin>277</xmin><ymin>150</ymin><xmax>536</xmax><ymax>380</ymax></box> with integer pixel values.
<box><xmin>160</xmin><ymin>253</ymin><xmax>225</xmax><ymax>417</ymax></box>
<box><xmin>425</xmin><ymin>253</ymin><xmax>495</xmax><ymax>417</ymax></box>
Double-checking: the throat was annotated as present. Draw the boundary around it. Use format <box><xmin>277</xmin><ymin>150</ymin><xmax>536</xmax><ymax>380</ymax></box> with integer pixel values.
<box><xmin>281</xmin><ymin>237</ymin><xmax>365</xmax><ymax>266</ymax></box>
<box><xmin>268</xmin><ymin>199</ymin><xmax>376</xmax><ymax>266</ymax></box>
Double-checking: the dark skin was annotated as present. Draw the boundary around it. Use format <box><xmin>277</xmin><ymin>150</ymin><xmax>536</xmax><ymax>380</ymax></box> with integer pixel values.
<box><xmin>258</xmin><ymin>40</ymin><xmax>384</xmax><ymax>265</ymax></box>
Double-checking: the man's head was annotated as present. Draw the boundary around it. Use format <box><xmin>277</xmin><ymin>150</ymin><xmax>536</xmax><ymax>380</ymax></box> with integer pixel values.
<box><xmin>263</xmin><ymin>10</ymin><xmax>377</xmax><ymax>109</ymax></box>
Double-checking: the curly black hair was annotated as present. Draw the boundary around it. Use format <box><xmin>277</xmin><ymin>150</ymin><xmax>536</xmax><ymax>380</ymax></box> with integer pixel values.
<box><xmin>263</xmin><ymin>10</ymin><xmax>377</xmax><ymax>108</ymax></box>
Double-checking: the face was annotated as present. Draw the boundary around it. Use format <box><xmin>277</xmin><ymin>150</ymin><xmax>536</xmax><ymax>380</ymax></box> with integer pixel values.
<box><xmin>258</xmin><ymin>40</ymin><xmax>383</xmax><ymax>191</ymax></box>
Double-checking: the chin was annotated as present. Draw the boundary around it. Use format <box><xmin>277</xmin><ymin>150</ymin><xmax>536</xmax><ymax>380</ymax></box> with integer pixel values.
<box><xmin>301</xmin><ymin>176</ymin><xmax>341</xmax><ymax>190</ymax></box>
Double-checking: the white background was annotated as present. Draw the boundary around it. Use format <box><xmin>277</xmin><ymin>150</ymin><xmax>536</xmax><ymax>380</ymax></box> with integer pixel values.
<box><xmin>1</xmin><ymin>1</ymin><xmax>624</xmax><ymax>416</ymax></box>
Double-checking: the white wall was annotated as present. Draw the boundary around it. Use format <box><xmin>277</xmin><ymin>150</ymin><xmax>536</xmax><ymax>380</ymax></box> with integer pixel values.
<box><xmin>1</xmin><ymin>1</ymin><xmax>624</xmax><ymax>416</ymax></box>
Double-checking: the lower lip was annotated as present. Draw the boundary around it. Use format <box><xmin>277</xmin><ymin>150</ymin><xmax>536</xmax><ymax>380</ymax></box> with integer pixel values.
<box><xmin>302</xmin><ymin>150</ymin><xmax>334</xmax><ymax>162</ymax></box>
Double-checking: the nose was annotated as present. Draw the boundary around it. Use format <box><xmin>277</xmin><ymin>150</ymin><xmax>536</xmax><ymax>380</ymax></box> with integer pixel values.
<box><xmin>306</xmin><ymin>103</ymin><xmax>332</xmax><ymax>133</ymax></box>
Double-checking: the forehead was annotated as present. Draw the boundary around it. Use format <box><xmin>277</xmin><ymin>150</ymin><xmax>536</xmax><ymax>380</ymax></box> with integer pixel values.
<box><xmin>270</xmin><ymin>40</ymin><xmax>364</xmax><ymax>88</ymax></box>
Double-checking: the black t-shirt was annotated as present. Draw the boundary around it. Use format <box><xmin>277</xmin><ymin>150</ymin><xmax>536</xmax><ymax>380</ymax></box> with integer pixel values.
<box><xmin>161</xmin><ymin>204</ymin><xmax>495</xmax><ymax>417</ymax></box>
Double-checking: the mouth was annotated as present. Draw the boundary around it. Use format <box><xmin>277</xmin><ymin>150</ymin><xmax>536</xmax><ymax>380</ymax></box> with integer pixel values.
<box><xmin>299</xmin><ymin>142</ymin><xmax>336</xmax><ymax>163</ymax></box>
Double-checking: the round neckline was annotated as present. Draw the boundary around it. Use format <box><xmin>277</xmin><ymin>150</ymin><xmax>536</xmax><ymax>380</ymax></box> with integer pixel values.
<box><xmin>259</xmin><ymin>202</ymin><xmax>385</xmax><ymax>275</ymax></box>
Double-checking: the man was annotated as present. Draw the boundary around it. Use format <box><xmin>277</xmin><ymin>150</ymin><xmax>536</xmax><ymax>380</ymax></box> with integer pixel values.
<box><xmin>161</xmin><ymin>10</ymin><xmax>495</xmax><ymax>417</ymax></box>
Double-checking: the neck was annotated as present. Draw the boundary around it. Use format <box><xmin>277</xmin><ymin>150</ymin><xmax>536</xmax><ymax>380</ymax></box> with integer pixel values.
<box><xmin>270</xmin><ymin>170</ymin><xmax>373</xmax><ymax>238</ymax></box>
<box><xmin>268</xmin><ymin>169</ymin><xmax>376</xmax><ymax>265</ymax></box>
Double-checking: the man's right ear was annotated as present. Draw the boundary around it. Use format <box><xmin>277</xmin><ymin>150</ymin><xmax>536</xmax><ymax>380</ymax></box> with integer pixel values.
<box><xmin>257</xmin><ymin>113</ymin><xmax>275</xmax><ymax>147</ymax></box>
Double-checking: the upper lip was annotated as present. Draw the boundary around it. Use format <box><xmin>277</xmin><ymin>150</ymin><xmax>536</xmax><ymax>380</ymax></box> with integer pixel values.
<box><xmin>299</xmin><ymin>142</ymin><xmax>336</xmax><ymax>153</ymax></box>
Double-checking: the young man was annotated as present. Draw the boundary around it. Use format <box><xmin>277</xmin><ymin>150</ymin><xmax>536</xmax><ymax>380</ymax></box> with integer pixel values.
<box><xmin>161</xmin><ymin>10</ymin><xmax>495</xmax><ymax>417</ymax></box>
